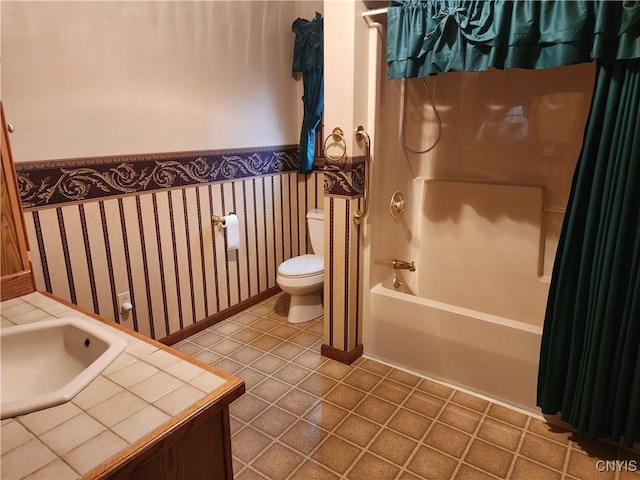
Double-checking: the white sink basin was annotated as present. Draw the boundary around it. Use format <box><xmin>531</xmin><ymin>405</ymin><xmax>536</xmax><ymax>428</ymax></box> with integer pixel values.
<box><xmin>1</xmin><ymin>317</ymin><xmax>127</xmax><ymax>419</ymax></box>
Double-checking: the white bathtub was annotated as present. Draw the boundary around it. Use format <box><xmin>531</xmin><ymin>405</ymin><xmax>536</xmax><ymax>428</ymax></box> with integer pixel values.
<box><xmin>363</xmin><ymin>180</ymin><xmax>552</xmax><ymax>411</ymax></box>
<box><xmin>365</xmin><ymin>276</ymin><xmax>543</xmax><ymax>411</ymax></box>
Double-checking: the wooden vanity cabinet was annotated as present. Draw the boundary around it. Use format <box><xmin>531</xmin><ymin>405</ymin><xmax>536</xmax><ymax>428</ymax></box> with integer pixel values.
<box><xmin>1</xmin><ymin>102</ymin><xmax>35</xmax><ymax>300</ymax></box>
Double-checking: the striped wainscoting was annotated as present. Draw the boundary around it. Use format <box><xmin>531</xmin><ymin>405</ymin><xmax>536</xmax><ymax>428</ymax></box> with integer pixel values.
<box><xmin>18</xmin><ymin>147</ymin><xmax>323</xmax><ymax>342</ymax></box>
<box><xmin>322</xmin><ymin>156</ymin><xmax>365</xmax><ymax>363</ymax></box>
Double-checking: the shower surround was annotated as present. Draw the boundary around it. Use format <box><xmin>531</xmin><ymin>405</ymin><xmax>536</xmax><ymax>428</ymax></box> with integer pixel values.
<box><xmin>359</xmin><ymin>13</ymin><xmax>597</xmax><ymax>410</ymax></box>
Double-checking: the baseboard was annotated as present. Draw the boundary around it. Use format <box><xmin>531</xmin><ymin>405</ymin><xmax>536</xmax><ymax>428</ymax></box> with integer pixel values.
<box><xmin>321</xmin><ymin>343</ymin><xmax>364</xmax><ymax>365</ymax></box>
<box><xmin>160</xmin><ymin>286</ymin><xmax>282</xmax><ymax>346</ymax></box>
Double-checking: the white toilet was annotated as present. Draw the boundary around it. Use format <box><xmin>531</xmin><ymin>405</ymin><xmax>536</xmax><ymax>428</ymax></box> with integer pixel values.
<box><xmin>276</xmin><ymin>209</ymin><xmax>324</xmax><ymax>323</ymax></box>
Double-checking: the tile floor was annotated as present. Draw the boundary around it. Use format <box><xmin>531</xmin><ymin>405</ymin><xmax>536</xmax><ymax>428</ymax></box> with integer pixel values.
<box><xmin>174</xmin><ymin>293</ymin><xmax>639</xmax><ymax>480</ymax></box>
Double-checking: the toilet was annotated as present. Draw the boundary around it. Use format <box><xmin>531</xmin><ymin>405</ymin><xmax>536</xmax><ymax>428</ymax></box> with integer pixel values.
<box><xmin>276</xmin><ymin>209</ymin><xmax>324</xmax><ymax>323</ymax></box>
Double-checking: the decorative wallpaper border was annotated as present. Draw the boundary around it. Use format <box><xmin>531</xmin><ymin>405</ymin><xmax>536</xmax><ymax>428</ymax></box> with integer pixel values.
<box><xmin>15</xmin><ymin>145</ymin><xmax>299</xmax><ymax>209</ymax></box>
<box><xmin>323</xmin><ymin>156</ymin><xmax>365</xmax><ymax>197</ymax></box>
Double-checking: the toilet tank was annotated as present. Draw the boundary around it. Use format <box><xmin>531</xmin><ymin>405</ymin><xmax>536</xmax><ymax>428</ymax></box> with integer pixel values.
<box><xmin>306</xmin><ymin>209</ymin><xmax>324</xmax><ymax>255</ymax></box>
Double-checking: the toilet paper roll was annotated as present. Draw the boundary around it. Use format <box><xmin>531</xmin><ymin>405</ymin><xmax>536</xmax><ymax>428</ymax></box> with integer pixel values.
<box><xmin>223</xmin><ymin>214</ymin><xmax>240</xmax><ymax>251</ymax></box>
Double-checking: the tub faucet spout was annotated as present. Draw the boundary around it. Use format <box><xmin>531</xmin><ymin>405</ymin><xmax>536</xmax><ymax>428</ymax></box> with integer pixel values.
<box><xmin>392</xmin><ymin>260</ymin><xmax>416</xmax><ymax>272</ymax></box>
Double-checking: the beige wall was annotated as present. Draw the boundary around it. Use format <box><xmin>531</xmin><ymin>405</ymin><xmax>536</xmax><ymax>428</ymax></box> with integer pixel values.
<box><xmin>1</xmin><ymin>1</ymin><xmax>321</xmax><ymax>161</ymax></box>
<box><xmin>2</xmin><ymin>1</ymin><xmax>324</xmax><ymax>340</ymax></box>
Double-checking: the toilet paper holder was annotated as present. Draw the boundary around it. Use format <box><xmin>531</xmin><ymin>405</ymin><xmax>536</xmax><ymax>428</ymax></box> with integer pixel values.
<box><xmin>212</xmin><ymin>212</ymin><xmax>236</xmax><ymax>228</ymax></box>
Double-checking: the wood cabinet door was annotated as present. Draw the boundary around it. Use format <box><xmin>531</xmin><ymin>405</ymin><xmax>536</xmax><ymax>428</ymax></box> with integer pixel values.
<box><xmin>1</xmin><ymin>102</ymin><xmax>35</xmax><ymax>300</ymax></box>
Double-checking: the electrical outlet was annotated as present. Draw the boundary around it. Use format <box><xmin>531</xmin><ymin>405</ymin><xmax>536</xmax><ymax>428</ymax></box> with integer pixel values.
<box><xmin>117</xmin><ymin>291</ymin><xmax>131</xmax><ymax>313</ymax></box>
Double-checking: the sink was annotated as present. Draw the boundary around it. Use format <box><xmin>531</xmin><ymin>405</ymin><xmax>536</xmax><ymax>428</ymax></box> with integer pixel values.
<box><xmin>1</xmin><ymin>317</ymin><xmax>127</xmax><ymax>419</ymax></box>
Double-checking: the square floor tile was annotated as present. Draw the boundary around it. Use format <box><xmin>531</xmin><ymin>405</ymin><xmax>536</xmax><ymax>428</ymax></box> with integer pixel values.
<box><xmin>476</xmin><ymin>417</ymin><xmax>524</xmax><ymax>452</ymax></box>
<box><xmin>251</xmin><ymin>378</ymin><xmax>291</xmax><ymax>403</ymax></box>
<box><xmin>289</xmin><ymin>330</ymin><xmax>320</xmax><ymax>348</ymax></box>
<box><xmin>464</xmin><ymin>439</ymin><xmax>513</xmax><ymax>478</ymax></box>
<box><xmin>454</xmin><ymin>463</ymin><xmax>499</xmax><ymax>480</ymax></box>
<box><xmin>347</xmin><ymin>452</ymin><xmax>400</xmax><ymax>480</ymax></box>
<box><xmin>404</xmin><ymin>391</ymin><xmax>445</xmax><ymax>418</ymax></box>
<box><xmin>311</xmin><ymin>436</ymin><xmax>361</xmax><ymax>474</ymax></box>
<box><xmin>191</xmin><ymin>330</ymin><xmax>224</xmax><ymax>348</ymax></box>
<box><xmin>271</xmin><ymin>342</ymin><xmax>305</xmax><ymax>361</ymax></box>
<box><xmin>417</xmin><ymin>378</ymin><xmax>454</xmax><ymax>399</ymax></box>
<box><xmin>293</xmin><ymin>350</ymin><xmax>328</xmax><ymax>370</ymax></box>
<box><xmin>232</xmin><ymin>426</ymin><xmax>272</xmax><ymax>464</ymax></box>
<box><xmin>424</xmin><ymin>422</ymin><xmax>471</xmax><ymax>458</ymax></box>
<box><xmin>230</xmin><ymin>346</ymin><xmax>265</xmax><ymax>365</ymax></box>
<box><xmin>291</xmin><ymin>460</ymin><xmax>339</xmax><ymax>480</ymax></box>
<box><xmin>209</xmin><ymin>338</ymin><xmax>244</xmax><ymax>356</ymax></box>
<box><xmin>272</xmin><ymin>363</ymin><xmax>311</xmax><ymax>386</ymax></box>
<box><xmin>387</xmin><ymin>408</ymin><xmax>432</xmax><ymax>440</ymax></box>
<box><xmin>334</xmin><ymin>414</ymin><xmax>380</xmax><ymax>447</ymax></box>
<box><xmin>298</xmin><ymin>373</ymin><xmax>338</xmax><ymax>397</ymax></box>
<box><xmin>372</xmin><ymin>379</ymin><xmax>412</xmax><ymax>404</ymax></box>
<box><xmin>304</xmin><ymin>402</ymin><xmax>349</xmax><ymax>431</ymax></box>
<box><xmin>369</xmin><ymin>428</ymin><xmax>418</xmax><ymax>466</ymax></box>
<box><xmin>450</xmin><ymin>390</ymin><xmax>489</xmax><ymax>413</ymax></box>
<box><xmin>487</xmin><ymin>403</ymin><xmax>529</xmax><ymax>428</ymax></box>
<box><xmin>251</xmin><ymin>354</ymin><xmax>287</xmax><ymax>375</ymax></box>
<box><xmin>173</xmin><ymin>298</ymin><xmax>629</xmax><ymax>480</ymax></box>
<box><xmin>252</xmin><ymin>443</ymin><xmax>303</xmax><ymax>480</ymax></box>
<box><xmin>324</xmin><ymin>384</ymin><xmax>365</xmax><ymax>411</ymax></box>
<box><xmin>281</xmin><ymin>420</ymin><xmax>328</xmax><ymax>455</ymax></box>
<box><xmin>357</xmin><ymin>358</ymin><xmax>393</xmax><ymax>376</ymax></box>
<box><xmin>230</xmin><ymin>394</ymin><xmax>270</xmax><ymax>422</ymax></box>
<box><xmin>354</xmin><ymin>396</ymin><xmax>396</xmax><ymax>424</ymax></box>
<box><xmin>439</xmin><ymin>403</ymin><xmax>482</xmax><ymax>434</ymax></box>
<box><xmin>566</xmin><ymin>449</ymin><xmax>615</xmax><ymax>480</ymax></box>
<box><xmin>235</xmin><ymin>368</ymin><xmax>268</xmax><ymax>390</ymax></box>
<box><xmin>342</xmin><ymin>369</ymin><xmax>382</xmax><ymax>392</ymax></box>
<box><xmin>387</xmin><ymin>369</ymin><xmax>421</xmax><ymax>387</ymax></box>
<box><xmin>510</xmin><ymin>457</ymin><xmax>562</xmax><ymax>480</ymax></box>
<box><xmin>520</xmin><ymin>433</ymin><xmax>568</xmax><ymax>470</ymax></box>
<box><xmin>275</xmin><ymin>388</ymin><xmax>318</xmax><ymax>416</ymax></box>
<box><xmin>251</xmin><ymin>406</ymin><xmax>297</xmax><ymax>438</ymax></box>
<box><xmin>317</xmin><ymin>360</ymin><xmax>353</xmax><ymax>380</ymax></box>
<box><xmin>407</xmin><ymin>445</ymin><xmax>458</xmax><ymax>480</ymax></box>
<box><xmin>231</xmin><ymin>327</ymin><xmax>264</xmax><ymax>344</ymax></box>
<box><xmin>526</xmin><ymin>418</ymin><xmax>572</xmax><ymax>445</ymax></box>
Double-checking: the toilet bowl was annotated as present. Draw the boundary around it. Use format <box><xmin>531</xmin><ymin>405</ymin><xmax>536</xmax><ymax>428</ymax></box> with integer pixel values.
<box><xmin>277</xmin><ymin>210</ymin><xmax>324</xmax><ymax>323</ymax></box>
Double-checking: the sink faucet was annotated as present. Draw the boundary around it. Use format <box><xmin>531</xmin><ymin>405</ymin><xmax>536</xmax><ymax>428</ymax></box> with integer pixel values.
<box><xmin>392</xmin><ymin>260</ymin><xmax>416</xmax><ymax>272</ymax></box>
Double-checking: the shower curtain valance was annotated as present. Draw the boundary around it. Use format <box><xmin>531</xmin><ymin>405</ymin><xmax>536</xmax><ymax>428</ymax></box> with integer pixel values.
<box><xmin>387</xmin><ymin>0</ymin><xmax>640</xmax><ymax>78</ymax></box>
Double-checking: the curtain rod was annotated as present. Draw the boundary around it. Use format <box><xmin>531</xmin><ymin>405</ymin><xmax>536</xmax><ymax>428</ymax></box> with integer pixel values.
<box><xmin>362</xmin><ymin>7</ymin><xmax>389</xmax><ymax>17</ymax></box>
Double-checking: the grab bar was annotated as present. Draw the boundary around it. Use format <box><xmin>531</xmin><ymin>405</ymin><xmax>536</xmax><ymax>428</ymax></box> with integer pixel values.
<box><xmin>354</xmin><ymin>125</ymin><xmax>371</xmax><ymax>224</ymax></box>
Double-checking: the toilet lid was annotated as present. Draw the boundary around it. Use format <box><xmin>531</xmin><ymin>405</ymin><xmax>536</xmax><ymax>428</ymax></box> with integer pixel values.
<box><xmin>278</xmin><ymin>254</ymin><xmax>324</xmax><ymax>278</ymax></box>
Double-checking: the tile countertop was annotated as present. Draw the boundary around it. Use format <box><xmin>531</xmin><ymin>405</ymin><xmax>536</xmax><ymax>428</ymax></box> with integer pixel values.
<box><xmin>0</xmin><ymin>292</ymin><xmax>245</xmax><ymax>480</ymax></box>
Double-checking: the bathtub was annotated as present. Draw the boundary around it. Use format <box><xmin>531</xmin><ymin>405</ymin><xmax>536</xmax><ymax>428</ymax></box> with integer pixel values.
<box><xmin>363</xmin><ymin>180</ymin><xmax>553</xmax><ymax>411</ymax></box>
<box><xmin>365</xmin><ymin>276</ymin><xmax>542</xmax><ymax>410</ymax></box>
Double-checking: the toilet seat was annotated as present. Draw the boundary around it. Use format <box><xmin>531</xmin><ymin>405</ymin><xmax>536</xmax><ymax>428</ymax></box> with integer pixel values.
<box><xmin>277</xmin><ymin>254</ymin><xmax>323</xmax><ymax>279</ymax></box>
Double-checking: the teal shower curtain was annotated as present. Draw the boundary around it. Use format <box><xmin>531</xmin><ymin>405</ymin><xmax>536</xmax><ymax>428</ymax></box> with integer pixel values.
<box><xmin>386</xmin><ymin>0</ymin><xmax>640</xmax><ymax>445</ymax></box>
<box><xmin>537</xmin><ymin>58</ymin><xmax>640</xmax><ymax>446</ymax></box>
<box><xmin>292</xmin><ymin>13</ymin><xmax>324</xmax><ymax>174</ymax></box>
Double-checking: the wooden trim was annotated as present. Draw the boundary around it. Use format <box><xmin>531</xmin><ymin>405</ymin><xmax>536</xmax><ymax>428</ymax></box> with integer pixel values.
<box><xmin>159</xmin><ymin>285</ymin><xmax>282</xmax><ymax>346</ymax></box>
<box><xmin>321</xmin><ymin>343</ymin><xmax>364</xmax><ymax>365</ymax></box>
<box><xmin>1</xmin><ymin>103</ymin><xmax>31</xmax><ymax>258</ymax></box>
<box><xmin>1</xmin><ymin>102</ymin><xmax>35</xmax><ymax>300</ymax></box>
<box><xmin>221</xmin><ymin>408</ymin><xmax>234</xmax><ymax>479</ymax></box>
<box><xmin>1</xmin><ymin>270</ymin><xmax>36</xmax><ymax>301</ymax></box>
